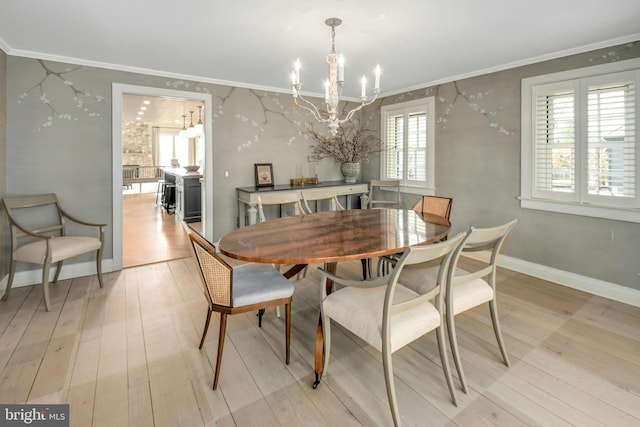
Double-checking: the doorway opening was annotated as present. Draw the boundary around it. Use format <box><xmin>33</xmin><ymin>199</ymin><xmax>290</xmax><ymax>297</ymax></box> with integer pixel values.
<box><xmin>112</xmin><ymin>84</ymin><xmax>213</xmax><ymax>271</ymax></box>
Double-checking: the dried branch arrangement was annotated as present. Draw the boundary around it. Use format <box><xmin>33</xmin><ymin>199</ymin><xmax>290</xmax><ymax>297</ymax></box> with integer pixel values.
<box><xmin>308</xmin><ymin>119</ymin><xmax>383</xmax><ymax>164</ymax></box>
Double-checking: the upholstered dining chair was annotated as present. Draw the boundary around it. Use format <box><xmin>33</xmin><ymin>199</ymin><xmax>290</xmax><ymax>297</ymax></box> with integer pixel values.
<box><xmin>257</xmin><ymin>192</ymin><xmax>306</xmax><ymax>287</ymax></box>
<box><xmin>363</xmin><ymin>179</ymin><xmax>402</xmax><ymax>278</ymax></box>
<box><xmin>368</xmin><ymin>179</ymin><xmax>401</xmax><ymax>209</ymax></box>
<box><xmin>257</xmin><ymin>192</ymin><xmax>304</xmax><ymax>223</ymax></box>
<box><xmin>188</xmin><ymin>232</ymin><xmax>294</xmax><ymax>390</ymax></box>
<box><xmin>318</xmin><ymin>232</ymin><xmax>466</xmax><ymax>426</ymax></box>
<box><xmin>299</xmin><ymin>188</ymin><xmax>345</xmax><ymax>278</ymax></box>
<box><xmin>301</xmin><ymin>188</ymin><xmax>345</xmax><ymax>214</ymax></box>
<box><xmin>2</xmin><ymin>194</ymin><xmax>106</xmax><ymax>311</ymax></box>
<box><xmin>400</xmin><ymin>219</ymin><xmax>517</xmax><ymax>393</ymax></box>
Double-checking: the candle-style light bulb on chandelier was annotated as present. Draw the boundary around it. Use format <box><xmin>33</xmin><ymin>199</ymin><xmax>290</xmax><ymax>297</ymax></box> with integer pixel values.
<box><xmin>291</xmin><ymin>18</ymin><xmax>381</xmax><ymax>135</ymax></box>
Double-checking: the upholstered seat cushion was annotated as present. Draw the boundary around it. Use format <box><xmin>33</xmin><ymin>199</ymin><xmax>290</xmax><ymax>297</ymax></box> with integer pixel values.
<box><xmin>451</xmin><ymin>276</ymin><xmax>493</xmax><ymax>315</ymax></box>
<box><xmin>232</xmin><ymin>263</ymin><xmax>294</xmax><ymax>308</ymax></box>
<box><xmin>13</xmin><ymin>236</ymin><xmax>102</xmax><ymax>265</ymax></box>
<box><xmin>399</xmin><ymin>266</ymin><xmax>494</xmax><ymax>315</ymax></box>
<box><xmin>323</xmin><ymin>284</ymin><xmax>440</xmax><ymax>353</ymax></box>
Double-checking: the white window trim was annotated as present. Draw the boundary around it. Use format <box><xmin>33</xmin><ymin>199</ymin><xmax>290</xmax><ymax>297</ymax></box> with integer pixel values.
<box><xmin>521</xmin><ymin>57</ymin><xmax>640</xmax><ymax>223</ymax></box>
<box><xmin>380</xmin><ymin>97</ymin><xmax>436</xmax><ymax>195</ymax></box>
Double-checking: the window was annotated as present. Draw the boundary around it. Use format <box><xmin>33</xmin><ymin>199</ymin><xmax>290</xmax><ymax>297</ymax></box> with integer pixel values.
<box><xmin>521</xmin><ymin>58</ymin><xmax>640</xmax><ymax>222</ymax></box>
<box><xmin>158</xmin><ymin>131</ymin><xmax>191</xmax><ymax>167</ymax></box>
<box><xmin>381</xmin><ymin>98</ymin><xmax>435</xmax><ymax>193</ymax></box>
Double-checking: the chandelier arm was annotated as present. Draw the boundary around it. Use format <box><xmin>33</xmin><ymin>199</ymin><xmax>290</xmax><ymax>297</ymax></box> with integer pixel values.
<box><xmin>337</xmin><ymin>93</ymin><xmax>379</xmax><ymax>125</ymax></box>
<box><xmin>294</xmin><ymin>95</ymin><xmax>326</xmax><ymax>123</ymax></box>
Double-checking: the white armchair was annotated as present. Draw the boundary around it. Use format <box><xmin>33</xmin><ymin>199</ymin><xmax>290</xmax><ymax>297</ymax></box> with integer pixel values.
<box><xmin>318</xmin><ymin>232</ymin><xmax>466</xmax><ymax>426</ymax></box>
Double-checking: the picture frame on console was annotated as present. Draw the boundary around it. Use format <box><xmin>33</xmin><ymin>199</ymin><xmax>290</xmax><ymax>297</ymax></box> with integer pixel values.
<box><xmin>255</xmin><ymin>163</ymin><xmax>274</xmax><ymax>187</ymax></box>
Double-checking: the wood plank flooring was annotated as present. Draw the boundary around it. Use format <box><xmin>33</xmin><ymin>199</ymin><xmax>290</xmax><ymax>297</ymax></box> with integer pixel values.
<box><xmin>1</xmin><ymin>195</ymin><xmax>639</xmax><ymax>426</ymax></box>
<box><xmin>123</xmin><ymin>192</ymin><xmax>193</xmax><ymax>268</ymax></box>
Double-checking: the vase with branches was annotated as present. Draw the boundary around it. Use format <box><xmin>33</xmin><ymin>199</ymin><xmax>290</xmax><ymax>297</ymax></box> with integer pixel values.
<box><xmin>308</xmin><ymin>119</ymin><xmax>383</xmax><ymax>182</ymax></box>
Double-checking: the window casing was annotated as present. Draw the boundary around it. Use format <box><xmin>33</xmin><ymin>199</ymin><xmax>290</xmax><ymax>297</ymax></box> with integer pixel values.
<box><xmin>521</xmin><ymin>58</ymin><xmax>640</xmax><ymax>222</ymax></box>
<box><xmin>381</xmin><ymin>98</ymin><xmax>435</xmax><ymax>194</ymax></box>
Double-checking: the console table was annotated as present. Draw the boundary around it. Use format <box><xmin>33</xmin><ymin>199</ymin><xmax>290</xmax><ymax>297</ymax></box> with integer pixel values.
<box><xmin>236</xmin><ymin>181</ymin><xmax>368</xmax><ymax>227</ymax></box>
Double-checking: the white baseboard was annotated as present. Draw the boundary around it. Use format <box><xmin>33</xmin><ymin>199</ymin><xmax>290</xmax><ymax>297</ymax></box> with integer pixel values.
<box><xmin>463</xmin><ymin>253</ymin><xmax>640</xmax><ymax>308</ymax></box>
<box><xmin>0</xmin><ymin>259</ymin><xmax>116</xmax><ymax>294</ymax></box>
<box><xmin>3</xmin><ymin>256</ymin><xmax>639</xmax><ymax>308</ymax></box>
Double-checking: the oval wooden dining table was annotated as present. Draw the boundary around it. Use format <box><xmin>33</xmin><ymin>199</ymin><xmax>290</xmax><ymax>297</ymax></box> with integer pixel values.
<box><xmin>218</xmin><ymin>208</ymin><xmax>450</xmax><ymax>388</ymax></box>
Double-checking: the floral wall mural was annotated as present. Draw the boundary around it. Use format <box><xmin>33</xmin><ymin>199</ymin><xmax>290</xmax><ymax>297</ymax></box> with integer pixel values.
<box><xmin>3</xmin><ymin>40</ymin><xmax>640</xmax><ymax>290</ymax></box>
<box><xmin>17</xmin><ymin>60</ymin><xmax>106</xmax><ymax>131</ymax></box>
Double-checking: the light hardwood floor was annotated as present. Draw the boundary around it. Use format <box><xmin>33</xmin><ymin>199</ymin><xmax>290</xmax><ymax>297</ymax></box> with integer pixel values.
<box><xmin>1</xmin><ymin>202</ymin><xmax>639</xmax><ymax>426</ymax></box>
<box><xmin>123</xmin><ymin>191</ymin><xmax>193</xmax><ymax>268</ymax></box>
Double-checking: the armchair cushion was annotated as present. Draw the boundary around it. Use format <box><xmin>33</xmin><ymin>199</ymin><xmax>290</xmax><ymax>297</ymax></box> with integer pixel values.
<box><xmin>451</xmin><ymin>276</ymin><xmax>493</xmax><ymax>315</ymax></box>
<box><xmin>14</xmin><ymin>236</ymin><xmax>102</xmax><ymax>265</ymax></box>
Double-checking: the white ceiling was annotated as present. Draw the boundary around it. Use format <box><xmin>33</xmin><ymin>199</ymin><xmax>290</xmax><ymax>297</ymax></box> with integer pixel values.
<box><xmin>1</xmin><ymin>0</ymin><xmax>639</xmax><ymax>102</ymax></box>
<box><xmin>122</xmin><ymin>95</ymin><xmax>203</xmax><ymax>127</ymax></box>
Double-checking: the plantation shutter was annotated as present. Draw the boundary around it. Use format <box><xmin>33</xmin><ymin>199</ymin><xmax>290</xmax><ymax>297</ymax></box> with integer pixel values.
<box><xmin>586</xmin><ymin>80</ymin><xmax>635</xmax><ymax>201</ymax></box>
<box><xmin>382</xmin><ymin>103</ymin><xmax>429</xmax><ymax>188</ymax></box>
<box><xmin>532</xmin><ymin>82</ymin><xmax>578</xmax><ymax>200</ymax></box>
<box><xmin>406</xmin><ymin>111</ymin><xmax>427</xmax><ymax>185</ymax></box>
<box><xmin>384</xmin><ymin>112</ymin><xmax>404</xmax><ymax>180</ymax></box>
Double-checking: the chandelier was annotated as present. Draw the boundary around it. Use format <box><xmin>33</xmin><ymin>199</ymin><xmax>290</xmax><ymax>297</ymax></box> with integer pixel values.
<box><xmin>291</xmin><ymin>18</ymin><xmax>380</xmax><ymax>135</ymax></box>
<box><xmin>178</xmin><ymin>106</ymin><xmax>203</xmax><ymax>139</ymax></box>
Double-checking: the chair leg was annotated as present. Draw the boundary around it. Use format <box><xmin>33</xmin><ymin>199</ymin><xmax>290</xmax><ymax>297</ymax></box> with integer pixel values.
<box><xmin>382</xmin><ymin>346</ymin><xmax>401</xmax><ymax>427</ymax></box>
<box><xmin>257</xmin><ymin>308</ymin><xmax>265</xmax><ymax>327</ymax></box>
<box><xmin>489</xmin><ymin>300</ymin><xmax>510</xmax><ymax>367</ymax></box>
<box><xmin>436</xmin><ymin>325</ymin><xmax>458</xmax><ymax>406</ymax></box>
<box><xmin>212</xmin><ymin>313</ymin><xmax>227</xmax><ymax>390</ymax></box>
<box><xmin>96</xmin><ymin>248</ymin><xmax>104</xmax><ymax>288</ymax></box>
<box><xmin>285</xmin><ymin>302</ymin><xmax>291</xmax><ymax>364</ymax></box>
<box><xmin>42</xmin><ymin>259</ymin><xmax>52</xmax><ymax>312</ymax></box>
<box><xmin>320</xmin><ymin>311</ymin><xmax>331</xmax><ymax>379</ymax></box>
<box><xmin>361</xmin><ymin>258</ymin><xmax>373</xmax><ymax>279</ymax></box>
<box><xmin>2</xmin><ymin>261</ymin><xmax>17</xmax><ymax>302</ymax></box>
<box><xmin>52</xmin><ymin>260</ymin><xmax>64</xmax><ymax>283</ymax></box>
<box><xmin>199</xmin><ymin>307</ymin><xmax>213</xmax><ymax>349</ymax></box>
<box><xmin>447</xmin><ymin>310</ymin><xmax>467</xmax><ymax>393</ymax></box>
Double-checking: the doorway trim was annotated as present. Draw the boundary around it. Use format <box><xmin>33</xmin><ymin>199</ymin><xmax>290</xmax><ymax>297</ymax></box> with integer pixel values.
<box><xmin>112</xmin><ymin>83</ymin><xmax>213</xmax><ymax>271</ymax></box>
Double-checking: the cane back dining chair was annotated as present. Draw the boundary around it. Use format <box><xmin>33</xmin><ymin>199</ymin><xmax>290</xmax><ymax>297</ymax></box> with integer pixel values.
<box><xmin>412</xmin><ymin>195</ymin><xmax>453</xmax><ymax>226</ymax></box>
<box><xmin>188</xmin><ymin>232</ymin><xmax>294</xmax><ymax>390</ymax></box>
<box><xmin>2</xmin><ymin>194</ymin><xmax>106</xmax><ymax>311</ymax></box>
<box><xmin>399</xmin><ymin>218</ymin><xmax>517</xmax><ymax>393</ymax></box>
<box><xmin>318</xmin><ymin>232</ymin><xmax>466</xmax><ymax>426</ymax></box>
<box><xmin>377</xmin><ymin>195</ymin><xmax>454</xmax><ymax>276</ymax></box>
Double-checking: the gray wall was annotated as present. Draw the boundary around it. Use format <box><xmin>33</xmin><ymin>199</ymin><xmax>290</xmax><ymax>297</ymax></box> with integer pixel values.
<box><xmin>2</xmin><ymin>41</ymin><xmax>639</xmax><ymax>294</ymax></box>
<box><xmin>362</xmin><ymin>41</ymin><xmax>640</xmax><ymax>290</ymax></box>
<box><xmin>3</xmin><ymin>56</ymin><xmax>347</xmax><ymax>275</ymax></box>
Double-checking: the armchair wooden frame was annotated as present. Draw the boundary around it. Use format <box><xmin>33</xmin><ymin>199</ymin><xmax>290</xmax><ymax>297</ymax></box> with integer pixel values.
<box><xmin>2</xmin><ymin>193</ymin><xmax>106</xmax><ymax>311</ymax></box>
<box><xmin>444</xmin><ymin>219</ymin><xmax>517</xmax><ymax>393</ymax></box>
<box><xmin>318</xmin><ymin>233</ymin><xmax>466</xmax><ymax>426</ymax></box>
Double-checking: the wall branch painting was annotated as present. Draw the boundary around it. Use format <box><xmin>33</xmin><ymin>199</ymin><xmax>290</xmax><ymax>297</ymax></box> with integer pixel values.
<box><xmin>17</xmin><ymin>59</ymin><xmax>106</xmax><ymax>130</ymax></box>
